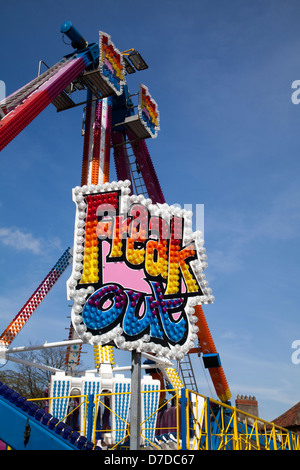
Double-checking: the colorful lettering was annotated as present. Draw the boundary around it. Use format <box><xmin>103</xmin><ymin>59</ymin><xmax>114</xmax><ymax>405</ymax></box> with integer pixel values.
<box><xmin>67</xmin><ymin>181</ymin><xmax>213</xmax><ymax>359</ymax></box>
<box><xmin>82</xmin><ymin>282</ymin><xmax>187</xmax><ymax>345</ymax></box>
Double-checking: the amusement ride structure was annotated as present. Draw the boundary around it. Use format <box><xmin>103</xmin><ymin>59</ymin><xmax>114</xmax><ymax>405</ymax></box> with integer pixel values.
<box><xmin>0</xmin><ymin>22</ymin><xmax>298</xmax><ymax>451</ymax></box>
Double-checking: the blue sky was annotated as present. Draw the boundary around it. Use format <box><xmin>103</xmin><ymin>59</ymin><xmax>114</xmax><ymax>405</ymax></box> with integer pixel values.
<box><xmin>1</xmin><ymin>0</ymin><xmax>300</xmax><ymax>422</ymax></box>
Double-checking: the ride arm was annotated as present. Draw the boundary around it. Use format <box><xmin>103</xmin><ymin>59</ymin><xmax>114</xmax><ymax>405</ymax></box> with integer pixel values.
<box><xmin>194</xmin><ymin>304</ymin><xmax>231</xmax><ymax>402</ymax></box>
<box><xmin>0</xmin><ymin>248</ymin><xmax>72</xmax><ymax>347</ymax></box>
<box><xmin>0</xmin><ymin>23</ymin><xmax>98</xmax><ymax>152</ymax></box>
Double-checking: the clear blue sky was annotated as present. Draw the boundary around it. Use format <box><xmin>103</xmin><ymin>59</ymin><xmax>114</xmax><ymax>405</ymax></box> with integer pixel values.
<box><xmin>1</xmin><ymin>0</ymin><xmax>300</xmax><ymax>422</ymax></box>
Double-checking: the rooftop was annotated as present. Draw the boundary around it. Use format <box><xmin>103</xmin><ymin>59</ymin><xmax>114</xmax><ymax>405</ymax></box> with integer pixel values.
<box><xmin>272</xmin><ymin>402</ymin><xmax>300</xmax><ymax>428</ymax></box>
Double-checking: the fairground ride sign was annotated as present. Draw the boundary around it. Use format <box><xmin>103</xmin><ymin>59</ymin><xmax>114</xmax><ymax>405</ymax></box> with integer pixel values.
<box><xmin>99</xmin><ymin>31</ymin><xmax>126</xmax><ymax>96</ymax></box>
<box><xmin>67</xmin><ymin>180</ymin><xmax>214</xmax><ymax>360</ymax></box>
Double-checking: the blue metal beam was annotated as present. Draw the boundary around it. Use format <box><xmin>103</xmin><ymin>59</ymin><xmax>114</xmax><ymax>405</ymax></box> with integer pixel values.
<box><xmin>0</xmin><ymin>383</ymin><xmax>96</xmax><ymax>450</ymax></box>
<box><xmin>0</xmin><ymin>396</ymin><xmax>77</xmax><ymax>450</ymax></box>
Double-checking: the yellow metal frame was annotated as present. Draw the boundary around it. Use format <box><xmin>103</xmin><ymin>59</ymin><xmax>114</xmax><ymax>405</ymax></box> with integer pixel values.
<box><xmin>92</xmin><ymin>391</ymin><xmax>131</xmax><ymax>450</ymax></box>
<box><xmin>29</xmin><ymin>389</ymin><xmax>300</xmax><ymax>450</ymax></box>
<box><xmin>140</xmin><ymin>388</ymin><xmax>180</xmax><ymax>450</ymax></box>
<box><xmin>28</xmin><ymin>394</ymin><xmax>89</xmax><ymax>437</ymax></box>
<box><xmin>184</xmin><ymin>389</ymin><xmax>300</xmax><ymax>451</ymax></box>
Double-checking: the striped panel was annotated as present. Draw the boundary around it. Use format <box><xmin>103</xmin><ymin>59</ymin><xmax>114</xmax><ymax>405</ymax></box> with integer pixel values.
<box><xmin>142</xmin><ymin>381</ymin><xmax>160</xmax><ymax>444</ymax></box>
<box><xmin>50</xmin><ymin>377</ymin><xmax>71</xmax><ymax>422</ymax></box>
<box><xmin>113</xmin><ymin>381</ymin><xmax>131</xmax><ymax>444</ymax></box>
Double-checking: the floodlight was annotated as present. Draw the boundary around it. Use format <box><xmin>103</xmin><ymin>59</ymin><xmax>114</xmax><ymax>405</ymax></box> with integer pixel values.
<box><xmin>123</xmin><ymin>57</ymin><xmax>136</xmax><ymax>74</ymax></box>
<box><xmin>128</xmin><ymin>51</ymin><xmax>148</xmax><ymax>71</ymax></box>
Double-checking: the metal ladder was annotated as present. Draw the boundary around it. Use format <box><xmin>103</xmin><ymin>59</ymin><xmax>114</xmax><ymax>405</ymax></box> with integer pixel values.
<box><xmin>114</xmin><ymin>135</ymin><xmax>149</xmax><ymax>198</ymax></box>
<box><xmin>127</xmin><ymin>149</ymin><xmax>148</xmax><ymax>197</ymax></box>
<box><xmin>178</xmin><ymin>354</ymin><xmax>198</xmax><ymax>392</ymax></box>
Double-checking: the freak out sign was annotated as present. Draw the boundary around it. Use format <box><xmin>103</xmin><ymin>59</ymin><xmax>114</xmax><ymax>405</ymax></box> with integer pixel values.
<box><xmin>99</xmin><ymin>31</ymin><xmax>125</xmax><ymax>96</ymax></box>
<box><xmin>67</xmin><ymin>180</ymin><xmax>214</xmax><ymax>360</ymax></box>
<box><xmin>139</xmin><ymin>84</ymin><xmax>160</xmax><ymax>138</ymax></box>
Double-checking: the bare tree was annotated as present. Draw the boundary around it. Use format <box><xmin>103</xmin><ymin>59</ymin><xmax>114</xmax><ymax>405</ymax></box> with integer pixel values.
<box><xmin>0</xmin><ymin>346</ymin><xmax>68</xmax><ymax>399</ymax></box>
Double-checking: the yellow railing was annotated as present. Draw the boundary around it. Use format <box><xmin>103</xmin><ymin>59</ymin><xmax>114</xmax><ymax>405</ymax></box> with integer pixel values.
<box><xmin>140</xmin><ymin>388</ymin><xmax>180</xmax><ymax>450</ymax></box>
<box><xmin>184</xmin><ymin>389</ymin><xmax>300</xmax><ymax>451</ymax></box>
<box><xmin>91</xmin><ymin>391</ymin><xmax>131</xmax><ymax>450</ymax></box>
<box><xmin>28</xmin><ymin>394</ymin><xmax>89</xmax><ymax>437</ymax></box>
<box><xmin>28</xmin><ymin>389</ymin><xmax>300</xmax><ymax>450</ymax></box>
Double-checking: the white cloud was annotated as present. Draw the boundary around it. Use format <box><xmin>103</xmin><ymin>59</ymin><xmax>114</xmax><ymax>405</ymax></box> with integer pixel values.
<box><xmin>208</xmin><ymin>247</ymin><xmax>243</xmax><ymax>275</ymax></box>
<box><xmin>47</xmin><ymin>237</ymin><xmax>63</xmax><ymax>252</ymax></box>
<box><xmin>0</xmin><ymin>227</ymin><xmax>42</xmax><ymax>254</ymax></box>
<box><xmin>220</xmin><ymin>330</ymin><xmax>238</xmax><ymax>340</ymax></box>
<box><xmin>0</xmin><ymin>227</ymin><xmax>63</xmax><ymax>256</ymax></box>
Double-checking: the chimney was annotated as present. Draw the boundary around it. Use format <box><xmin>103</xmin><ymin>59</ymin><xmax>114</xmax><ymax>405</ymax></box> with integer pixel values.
<box><xmin>235</xmin><ymin>395</ymin><xmax>259</xmax><ymax>419</ymax></box>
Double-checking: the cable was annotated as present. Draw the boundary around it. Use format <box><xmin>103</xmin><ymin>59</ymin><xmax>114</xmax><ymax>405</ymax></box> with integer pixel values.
<box><xmin>199</xmin><ymin>355</ymin><xmax>215</xmax><ymax>400</ymax></box>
